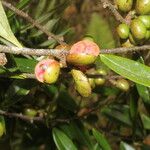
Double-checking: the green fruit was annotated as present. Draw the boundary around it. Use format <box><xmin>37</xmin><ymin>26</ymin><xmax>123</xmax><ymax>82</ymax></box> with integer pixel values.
<box><xmin>67</xmin><ymin>54</ymin><xmax>97</xmax><ymax>65</ymax></box>
<box><xmin>35</xmin><ymin>59</ymin><xmax>60</xmax><ymax>83</ymax></box>
<box><xmin>130</xmin><ymin>19</ymin><xmax>147</xmax><ymax>40</ymax></box>
<box><xmin>116</xmin><ymin>79</ymin><xmax>130</xmax><ymax>91</ymax></box>
<box><xmin>121</xmin><ymin>39</ymin><xmax>134</xmax><ymax>47</ymax></box>
<box><xmin>115</xmin><ymin>0</ymin><xmax>133</xmax><ymax>12</ymax></box>
<box><xmin>88</xmin><ymin>78</ymin><xmax>96</xmax><ymax>89</ymax></box>
<box><xmin>0</xmin><ymin>123</ymin><xmax>4</xmax><ymax>137</ymax></box>
<box><xmin>138</xmin><ymin>15</ymin><xmax>150</xmax><ymax>29</ymax></box>
<box><xmin>96</xmin><ymin>69</ymin><xmax>107</xmax><ymax>76</ymax></box>
<box><xmin>117</xmin><ymin>23</ymin><xmax>130</xmax><ymax>39</ymax></box>
<box><xmin>95</xmin><ymin>78</ymin><xmax>106</xmax><ymax>86</ymax></box>
<box><xmin>136</xmin><ymin>0</ymin><xmax>150</xmax><ymax>15</ymax></box>
<box><xmin>67</xmin><ymin>40</ymin><xmax>100</xmax><ymax>66</ymax></box>
<box><xmin>94</xmin><ymin>69</ymin><xmax>107</xmax><ymax>86</ymax></box>
<box><xmin>83</xmin><ymin>35</ymin><xmax>94</xmax><ymax>42</ymax></box>
<box><xmin>129</xmin><ymin>33</ymin><xmax>138</xmax><ymax>45</ymax></box>
<box><xmin>71</xmin><ymin>69</ymin><xmax>91</xmax><ymax>97</ymax></box>
<box><xmin>24</xmin><ymin>108</ymin><xmax>38</xmax><ymax>117</ymax></box>
<box><xmin>43</xmin><ymin>61</ymin><xmax>60</xmax><ymax>84</ymax></box>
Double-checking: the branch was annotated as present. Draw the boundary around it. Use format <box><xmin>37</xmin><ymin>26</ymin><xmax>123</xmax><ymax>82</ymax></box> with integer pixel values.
<box><xmin>0</xmin><ymin>45</ymin><xmax>150</xmax><ymax>57</ymax></box>
<box><xmin>101</xmin><ymin>45</ymin><xmax>150</xmax><ymax>53</ymax></box>
<box><xmin>0</xmin><ymin>45</ymin><xmax>68</xmax><ymax>59</ymax></box>
<box><xmin>0</xmin><ymin>110</ymin><xmax>43</xmax><ymax>123</ymax></box>
<box><xmin>0</xmin><ymin>53</ymin><xmax>7</xmax><ymax>66</ymax></box>
<box><xmin>99</xmin><ymin>0</ymin><xmax>127</xmax><ymax>24</ymax></box>
<box><xmin>2</xmin><ymin>1</ymin><xmax>65</xmax><ymax>45</ymax></box>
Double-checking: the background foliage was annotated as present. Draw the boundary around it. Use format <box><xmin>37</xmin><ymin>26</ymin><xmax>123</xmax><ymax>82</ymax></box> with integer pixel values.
<box><xmin>0</xmin><ymin>0</ymin><xmax>150</xmax><ymax>150</ymax></box>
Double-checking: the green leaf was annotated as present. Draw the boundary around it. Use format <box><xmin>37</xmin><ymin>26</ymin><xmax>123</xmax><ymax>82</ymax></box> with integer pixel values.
<box><xmin>30</xmin><ymin>19</ymin><xmax>58</xmax><ymax>37</ymax></box>
<box><xmin>7</xmin><ymin>0</ymin><xmax>31</xmax><ymax>18</ymax></box>
<box><xmin>58</xmin><ymin>86</ymin><xmax>78</xmax><ymax>112</ymax></box>
<box><xmin>102</xmin><ymin>105</ymin><xmax>132</xmax><ymax>126</ymax></box>
<box><xmin>120</xmin><ymin>141</ymin><xmax>135</xmax><ymax>150</ymax></box>
<box><xmin>52</xmin><ymin>128</ymin><xmax>78</xmax><ymax>150</ymax></box>
<box><xmin>136</xmin><ymin>84</ymin><xmax>150</xmax><ymax>104</ymax></box>
<box><xmin>140</xmin><ymin>114</ymin><xmax>150</xmax><ymax>130</ymax></box>
<box><xmin>33</xmin><ymin>0</ymin><xmax>47</xmax><ymax>19</ymax></box>
<box><xmin>3</xmin><ymin>80</ymin><xmax>36</xmax><ymax>108</ymax></box>
<box><xmin>0</xmin><ymin>1</ymin><xmax>22</xmax><ymax>47</ymax></box>
<box><xmin>94</xmin><ymin>143</ymin><xmax>102</xmax><ymax>150</ymax></box>
<box><xmin>92</xmin><ymin>128</ymin><xmax>112</xmax><ymax>150</ymax></box>
<box><xmin>14</xmin><ymin>57</ymin><xmax>37</xmax><ymax>73</ymax></box>
<box><xmin>60</xmin><ymin>121</ymin><xmax>94</xmax><ymax>150</ymax></box>
<box><xmin>86</xmin><ymin>13</ymin><xmax>116</xmax><ymax>48</ymax></box>
<box><xmin>0</xmin><ymin>116</ymin><xmax>6</xmax><ymax>134</ymax></box>
<box><xmin>100</xmin><ymin>54</ymin><xmax>150</xmax><ymax>87</ymax></box>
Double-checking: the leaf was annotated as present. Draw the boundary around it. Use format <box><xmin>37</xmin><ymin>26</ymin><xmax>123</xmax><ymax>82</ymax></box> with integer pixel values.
<box><xmin>0</xmin><ymin>1</ymin><xmax>22</xmax><ymax>47</ymax></box>
<box><xmin>60</xmin><ymin>121</ymin><xmax>94</xmax><ymax>150</ymax></box>
<box><xmin>136</xmin><ymin>84</ymin><xmax>150</xmax><ymax>104</ymax></box>
<box><xmin>3</xmin><ymin>80</ymin><xmax>36</xmax><ymax>107</ymax></box>
<box><xmin>52</xmin><ymin>128</ymin><xmax>78</xmax><ymax>150</ymax></box>
<box><xmin>120</xmin><ymin>141</ymin><xmax>135</xmax><ymax>150</ymax></box>
<box><xmin>30</xmin><ymin>19</ymin><xmax>58</xmax><ymax>37</ymax></box>
<box><xmin>100</xmin><ymin>54</ymin><xmax>150</xmax><ymax>87</ymax></box>
<box><xmin>94</xmin><ymin>143</ymin><xmax>102</xmax><ymax>150</ymax></box>
<box><xmin>57</xmin><ymin>86</ymin><xmax>78</xmax><ymax>112</ymax></box>
<box><xmin>86</xmin><ymin>13</ymin><xmax>116</xmax><ymax>48</ymax></box>
<box><xmin>33</xmin><ymin>0</ymin><xmax>47</xmax><ymax>19</ymax></box>
<box><xmin>102</xmin><ymin>105</ymin><xmax>132</xmax><ymax>126</ymax></box>
<box><xmin>14</xmin><ymin>57</ymin><xmax>37</xmax><ymax>73</ymax></box>
<box><xmin>92</xmin><ymin>128</ymin><xmax>112</xmax><ymax>150</ymax></box>
<box><xmin>140</xmin><ymin>114</ymin><xmax>150</xmax><ymax>130</ymax></box>
<box><xmin>0</xmin><ymin>116</ymin><xmax>6</xmax><ymax>134</ymax></box>
<box><xmin>7</xmin><ymin>0</ymin><xmax>31</xmax><ymax>18</ymax></box>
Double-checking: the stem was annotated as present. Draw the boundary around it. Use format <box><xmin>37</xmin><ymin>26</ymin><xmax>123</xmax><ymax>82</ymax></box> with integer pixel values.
<box><xmin>2</xmin><ymin>1</ymin><xmax>65</xmax><ymax>45</ymax></box>
<box><xmin>0</xmin><ymin>110</ymin><xmax>43</xmax><ymax>123</ymax></box>
<box><xmin>101</xmin><ymin>45</ymin><xmax>150</xmax><ymax>53</ymax></box>
<box><xmin>0</xmin><ymin>53</ymin><xmax>7</xmax><ymax>66</ymax></box>
<box><xmin>0</xmin><ymin>45</ymin><xmax>68</xmax><ymax>59</ymax></box>
<box><xmin>0</xmin><ymin>44</ymin><xmax>150</xmax><ymax>56</ymax></box>
<box><xmin>99</xmin><ymin>0</ymin><xmax>127</xmax><ymax>24</ymax></box>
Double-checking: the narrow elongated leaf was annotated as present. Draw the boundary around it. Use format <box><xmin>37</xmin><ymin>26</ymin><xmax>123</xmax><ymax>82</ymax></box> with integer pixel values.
<box><xmin>100</xmin><ymin>54</ymin><xmax>150</xmax><ymax>87</ymax></box>
<box><xmin>0</xmin><ymin>116</ymin><xmax>6</xmax><ymax>134</ymax></box>
<box><xmin>120</xmin><ymin>142</ymin><xmax>135</xmax><ymax>150</ymax></box>
<box><xmin>140</xmin><ymin>114</ymin><xmax>150</xmax><ymax>130</ymax></box>
<box><xmin>60</xmin><ymin>122</ymin><xmax>94</xmax><ymax>150</ymax></box>
<box><xmin>0</xmin><ymin>2</ymin><xmax>22</xmax><ymax>47</ymax></box>
<box><xmin>7</xmin><ymin>0</ymin><xmax>30</xmax><ymax>18</ymax></box>
<box><xmin>102</xmin><ymin>105</ymin><xmax>132</xmax><ymax>126</ymax></box>
<box><xmin>30</xmin><ymin>19</ymin><xmax>58</xmax><ymax>37</ymax></box>
<box><xmin>14</xmin><ymin>57</ymin><xmax>37</xmax><ymax>73</ymax></box>
<box><xmin>34</xmin><ymin>0</ymin><xmax>47</xmax><ymax>19</ymax></box>
<box><xmin>92</xmin><ymin>129</ymin><xmax>111</xmax><ymax>150</ymax></box>
<box><xmin>52</xmin><ymin>128</ymin><xmax>78</xmax><ymax>150</ymax></box>
<box><xmin>136</xmin><ymin>84</ymin><xmax>150</xmax><ymax>104</ymax></box>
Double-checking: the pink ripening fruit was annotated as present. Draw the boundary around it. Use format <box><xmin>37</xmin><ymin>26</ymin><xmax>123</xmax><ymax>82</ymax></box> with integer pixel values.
<box><xmin>67</xmin><ymin>39</ymin><xmax>100</xmax><ymax>66</ymax></box>
<box><xmin>35</xmin><ymin>59</ymin><xmax>60</xmax><ymax>84</ymax></box>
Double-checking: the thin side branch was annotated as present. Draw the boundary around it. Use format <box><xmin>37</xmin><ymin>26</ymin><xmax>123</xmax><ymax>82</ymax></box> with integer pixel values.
<box><xmin>2</xmin><ymin>1</ymin><xmax>65</xmax><ymax>45</ymax></box>
<box><xmin>0</xmin><ymin>110</ymin><xmax>43</xmax><ymax>123</ymax></box>
<box><xmin>99</xmin><ymin>0</ymin><xmax>127</xmax><ymax>24</ymax></box>
<box><xmin>101</xmin><ymin>45</ymin><xmax>150</xmax><ymax>53</ymax></box>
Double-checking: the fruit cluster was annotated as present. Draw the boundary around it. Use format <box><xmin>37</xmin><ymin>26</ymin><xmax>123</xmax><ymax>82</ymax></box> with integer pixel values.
<box><xmin>35</xmin><ymin>39</ymin><xmax>100</xmax><ymax>97</ymax></box>
<box><xmin>115</xmin><ymin>0</ymin><xmax>150</xmax><ymax>47</ymax></box>
<box><xmin>34</xmin><ymin>39</ymin><xmax>130</xmax><ymax>97</ymax></box>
